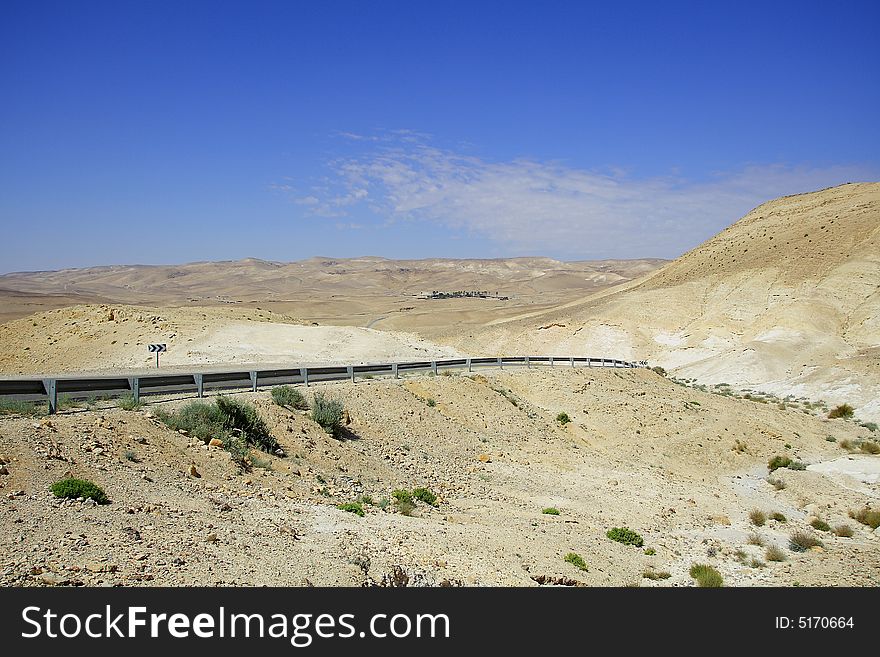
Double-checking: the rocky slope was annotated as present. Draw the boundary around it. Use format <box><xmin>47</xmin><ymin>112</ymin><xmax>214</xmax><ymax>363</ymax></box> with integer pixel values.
<box><xmin>1</xmin><ymin>367</ymin><xmax>877</xmax><ymax>587</ymax></box>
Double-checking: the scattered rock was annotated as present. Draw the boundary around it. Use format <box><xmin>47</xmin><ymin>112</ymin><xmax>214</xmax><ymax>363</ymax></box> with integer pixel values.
<box><xmin>189</xmin><ymin>465</ymin><xmax>201</xmax><ymax>478</ymax></box>
<box><xmin>209</xmin><ymin>438</ymin><xmax>223</xmax><ymax>447</ymax></box>
<box><xmin>478</xmin><ymin>454</ymin><xmax>492</xmax><ymax>463</ymax></box>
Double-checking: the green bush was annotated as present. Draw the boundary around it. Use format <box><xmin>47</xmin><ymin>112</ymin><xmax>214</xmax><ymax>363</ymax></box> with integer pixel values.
<box><xmin>564</xmin><ymin>552</ymin><xmax>588</xmax><ymax>571</ymax></box>
<box><xmin>392</xmin><ymin>489</ymin><xmax>413</xmax><ymax>504</ymax></box>
<box><xmin>643</xmin><ymin>547</ymin><xmax>656</xmax><ymax>556</ymax></box>
<box><xmin>828</xmin><ymin>404</ymin><xmax>854</xmax><ymax>419</ymax></box>
<box><xmin>215</xmin><ymin>396</ymin><xmax>279</xmax><ymax>453</ymax></box>
<box><xmin>769</xmin><ymin>512</ymin><xmax>787</xmax><ymax>523</ymax></box>
<box><xmin>426</xmin><ymin>398</ymin><xmax>437</xmax><ymax>407</ymax></box>
<box><xmin>117</xmin><ymin>395</ymin><xmax>143</xmax><ymax>411</ymax></box>
<box><xmin>542</xmin><ymin>507</ymin><xmax>560</xmax><ymax>515</ymax></box>
<box><xmin>311</xmin><ymin>392</ymin><xmax>345</xmax><ymax>437</ymax></box>
<box><xmin>412</xmin><ymin>487</ymin><xmax>438</xmax><ymax>506</ymax></box>
<box><xmin>50</xmin><ymin>478</ymin><xmax>109</xmax><ymax>504</ymax></box>
<box><xmin>156</xmin><ymin>397</ymin><xmax>278</xmax><ymax>467</ymax></box>
<box><xmin>834</xmin><ymin>524</ymin><xmax>854</xmax><ymax>537</ymax></box>
<box><xmin>556</xmin><ymin>412</ymin><xmax>571</xmax><ymax>425</ymax></box>
<box><xmin>861</xmin><ymin>422</ymin><xmax>878</xmax><ymax>432</ymax></box>
<box><xmin>768</xmin><ymin>455</ymin><xmax>792</xmax><ymax>472</ymax></box>
<box><xmin>606</xmin><ymin>527</ymin><xmax>644</xmax><ymax>547</ymax></box>
<box><xmin>810</xmin><ymin>518</ymin><xmax>831</xmax><ymax>532</ymax></box>
<box><xmin>749</xmin><ymin>509</ymin><xmax>766</xmax><ymax>526</ymax></box>
<box><xmin>336</xmin><ymin>502</ymin><xmax>365</xmax><ymax>517</ymax></box>
<box><xmin>849</xmin><ymin>506</ymin><xmax>880</xmax><ymax>529</ymax></box>
<box><xmin>689</xmin><ymin>563</ymin><xmax>723</xmax><ymax>587</ymax></box>
<box><xmin>271</xmin><ymin>385</ymin><xmax>308</xmax><ymax>410</ymax></box>
<box><xmin>651</xmin><ymin>366</ymin><xmax>667</xmax><ymax>377</ymax></box>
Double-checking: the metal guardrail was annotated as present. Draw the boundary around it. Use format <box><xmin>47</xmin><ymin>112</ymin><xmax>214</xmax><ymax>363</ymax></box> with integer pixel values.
<box><xmin>0</xmin><ymin>356</ymin><xmax>643</xmax><ymax>414</ymax></box>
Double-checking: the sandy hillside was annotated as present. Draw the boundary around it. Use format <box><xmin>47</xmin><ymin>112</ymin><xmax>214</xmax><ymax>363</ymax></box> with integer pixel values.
<box><xmin>0</xmin><ymin>304</ymin><xmax>462</xmax><ymax>375</ymax></box>
<box><xmin>1</xmin><ymin>367</ymin><xmax>877</xmax><ymax>587</ymax></box>
<box><xmin>441</xmin><ymin>183</ymin><xmax>880</xmax><ymax>421</ymax></box>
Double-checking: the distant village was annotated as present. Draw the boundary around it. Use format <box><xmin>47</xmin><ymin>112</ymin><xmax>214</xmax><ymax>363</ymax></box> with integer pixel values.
<box><xmin>419</xmin><ymin>290</ymin><xmax>509</xmax><ymax>300</ymax></box>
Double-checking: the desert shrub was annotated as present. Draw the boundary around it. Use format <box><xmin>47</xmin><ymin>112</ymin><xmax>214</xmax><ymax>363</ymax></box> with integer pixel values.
<box><xmin>0</xmin><ymin>398</ymin><xmax>44</xmax><ymax>416</ymax></box>
<box><xmin>860</xmin><ymin>441</ymin><xmax>880</xmax><ymax>455</ymax></box>
<box><xmin>732</xmin><ymin>439</ymin><xmax>748</xmax><ymax>453</ymax></box>
<box><xmin>765</xmin><ymin>546</ymin><xmax>786</xmax><ymax>562</ymax></box>
<box><xmin>747</xmin><ymin>533</ymin><xmax>765</xmax><ymax>546</ymax></box>
<box><xmin>689</xmin><ymin>563</ymin><xmax>723</xmax><ymax>587</ymax></box>
<box><xmin>336</xmin><ymin>502</ymin><xmax>365</xmax><ymax>517</ymax></box>
<box><xmin>117</xmin><ymin>395</ymin><xmax>143</xmax><ymax>411</ymax></box>
<box><xmin>788</xmin><ymin>461</ymin><xmax>806</xmax><ymax>471</ymax></box>
<box><xmin>606</xmin><ymin>527</ymin><xmax>644</xmax><ymax>547</ymax></box>
<box><xmin>392</xmin><ymin>489</ymin><xmax>413</xmax><ymax>504</ymax></box>
<box><xmin>789</xmin><ymin>531</ymin><xmax>823</xmax><ymax>552</ymax></box>
<box><xmin>810</xmin><ymin>518</ymin><xmax>831</xmax><ymax>532</ymax></box>
<box><xmin>556</xmin><ymin>412</ymin><xmax>571</xmax><ymax>425</ymax></box>
<box><xmin>311</xmin><ymin>392</ymin><xmax>344</xmax><ymax>437</ymax></box>
<box><xmin>157</xmin><ymin>398</ymin><xmax>277</xmax><ymax>465</ymax></box>
<box><xmin>156</xmin><ymin>401</ymin><xmax>228</xmax><ymax>442</ymax></box>
<box><xmin>750</xmin><ymin>559</ymin><xmax>766</xmax><ymax>568</ymax></box>
<box><xmin>839</xmin><ymin>439</ymin><xmax>855</xmax><ymax>451</ymax></box>
<box><xmin>426</xmin><ymin>398</ymin><xmax>436</xmax><ymax>407</ymax></box>
<box><xmin>542</xmin><ymin>507</ymin><xmax>560</xmax><ymax>515</ymax></box>
<box><xmin>651</xmin><ymin>366</ymin><xmax>667</xmax><ymax>377</ymax></box>
<box><xmin>271</xmin><ymin>385</ymin><xmax>308</xmax><ymax>410</ymax></box>
<box><xmin>849</xmin><ymin>506</ymin><xmax>880</xmax><ymax>529</ymax></box>
<box><xmin>215</xmin><ymin>396</ymin><xmax>278</xmax><ymax>453</ymax></box>
<box><xmin>768</xmin><ymin>456</ymin><xmax>791</xmax><ymax>472</ymax></box>
<box><xmin>642</xmin><ymin>570</ymin><xmax>671</xmax><ymax>580</ymax></box>
<box><xmin>358</xmin><ymin>494</ymin><xmax>374</xmax><ymax>505</ymax></box>
<box><xmin>825</xmin><ymin>435</ymin><xmax>836</xmax><ymax>442</ymax></box>
<box><xmin>861</xmin><ymin>422</ymin><xmax>878</xmax><ymax>432</ymax></box>
<box><xmin>564</xmin><ymin>552</ymin><xmax>588</xmax><ymax>571</ymax></box>
<box><xmin>412</xmin><ymin>487</ymin><xmax>438</xmax><ymax>506</ymax></box>
<box><xmin>222</xmin><ymin>435</ymin><xmax>250</xmax><ymax>469</ymax></box>
<box><xmin>834</xmin><ymin>524</ymin><xmax>854</xmax><ymax>537</ymax></box>
<box><xmin>50</xmin><ymin>478</ymin><xmax>108</xmax><ymax>504</ymax></box>
<box><xmin>768</xmin><ymin>477</ymin><xmax>786</xmax><ymax>490</ymax></box>
<box><xmin>749</xmin><ymin>509</ymin><xmax>767</xmax><ymax>526</ymax></box>
<box><xmin>828</xmin><ymin>404</ymin><xmax>854</xmax><ymax>419</ymax></box>
<box><xmin>769</xmin><ymin>512</ymin><xmax>787</xmax><ymax>522</ymax></box>
<box><xmin>643</xmin><ymin>547</ymin><xmax>656</xmax><ymax>556</ymax></box>
<box><xmin>123</xmin><ymin>450</ymin><xmax>140</xmax><ymax>463</ymax></box>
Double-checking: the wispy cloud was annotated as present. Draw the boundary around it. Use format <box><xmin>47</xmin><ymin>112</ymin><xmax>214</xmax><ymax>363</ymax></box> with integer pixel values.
<box><xmin>286</xmin><ymin>135</ymin><xmax>878</xmax><ymax>258</ymax></box>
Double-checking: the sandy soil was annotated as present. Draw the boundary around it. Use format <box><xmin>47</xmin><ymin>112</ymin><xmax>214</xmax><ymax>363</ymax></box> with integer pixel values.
<box><xmin>1</xmin><ymin>367</ymin><xmax>877</xmax><ymax>587</ymax></box>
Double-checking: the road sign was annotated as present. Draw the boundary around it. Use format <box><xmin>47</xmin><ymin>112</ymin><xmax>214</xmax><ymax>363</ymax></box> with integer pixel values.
<box><xmin>148</xmin><ymin>344</ymin><xmax>166</xmax><ymax>368</ymax></box>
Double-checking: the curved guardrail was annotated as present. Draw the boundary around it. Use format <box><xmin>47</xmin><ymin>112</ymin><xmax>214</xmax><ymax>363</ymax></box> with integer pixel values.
<box><xmin>0</xmin><ymin>356</ymin><xmax>644</xmax><ymax>414</ymax></box>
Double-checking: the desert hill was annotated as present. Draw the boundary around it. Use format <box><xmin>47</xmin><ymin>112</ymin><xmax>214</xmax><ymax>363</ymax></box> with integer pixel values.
<box><xmin>0</xmin><ymin>304</ymin><xmax>461</xmax><ymax>375</ymax></box>
<box><xmin>0</xmin><ymin>256</ymin><xmax>666</xmax><ymax>331</ymax></box>
<box><xmin>440</xmin><ymin>183</ymin><xmax>880</xmax><ymax>421</ymax></box>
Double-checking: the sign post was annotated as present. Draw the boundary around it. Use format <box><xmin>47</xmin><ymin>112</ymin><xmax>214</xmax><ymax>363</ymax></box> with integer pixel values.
<box><xmin>148</xmin><ymin>343</ymin><xmax>166</xmax><ymax>368</ymax></box>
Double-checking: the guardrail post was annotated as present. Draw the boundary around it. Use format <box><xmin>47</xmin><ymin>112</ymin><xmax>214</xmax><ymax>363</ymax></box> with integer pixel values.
<box><xmin>497</xmin><ymin>357</ymin><xmax>503</xmax><ymax>370</ymax></box>
<box><xmin>601</xmin><ymin>358</ymin><xmax>605</xmax><ymax>367</ymax></box>
<box><xmin>431</xmin><ymin>361</ymin><xmax>437</xmax><ymax>375</ymax></box>
<box><xmin>129</xmin><ymin>377</ymin><xmax>140</xmax><ymax>404</ymax></box>
<box><xmin>194</xmin><ymin>374</ymin><xmax>204</xmax><ymax>398</ymax></box>
<box><xmin>467</xmin><ymin>358</ymin><xmax>472</xmax><ymax>372</ymax></box>
<box><xmin>570</xmin><ymin>357</ymin><xmax>574</xmax><ymax>367</ymax></box>
<box><xmin>392</xmin><ymin>363</ymin><xmax>399</xmax><ymax>379</ymax></box>
<box><xmin>300</xmin><ymin>367</ymin><xmax>309</xmax><ymax>387</ymax></box>
<box><xmin>250</xmin><ymin>371</ymin><xmax>258</xmax><ymax>392</ymax></box>
<box><xmin>44</xmin><ymin>379</ymin><xmax>57</xmax><ymax>414</ymax></box>
<box><xmin>549</xmin><ymin>356</ymin><xmax>554</xmax><ymax>367</ymax></box>
<box><xmin>347</xmin><ymin>365</ymin><xmax>354</xmax><ymax>382</ymax></box>
<box><xmin>525</xmin><ymin>356</ymin><xmax>530</xmax><ymax>369</ymax></box>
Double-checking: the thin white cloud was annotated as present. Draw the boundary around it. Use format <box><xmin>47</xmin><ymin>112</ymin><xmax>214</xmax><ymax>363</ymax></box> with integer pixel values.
<box><xmin>291</xmin><ymin>137</ymin><xmax>879</xmax><ymax>258</ymax></box>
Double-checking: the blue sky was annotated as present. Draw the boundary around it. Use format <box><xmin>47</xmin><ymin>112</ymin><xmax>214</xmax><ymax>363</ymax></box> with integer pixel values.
<box><xmin>1</xmin><ymin>0</ymin><xmax>878</xmax><ymax>273</ymax></box>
